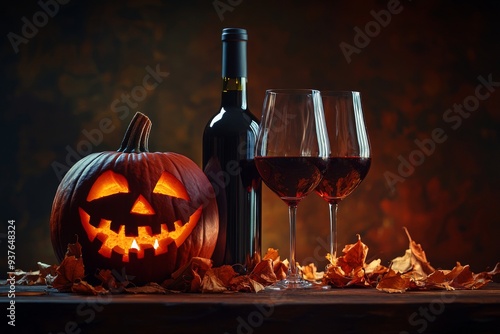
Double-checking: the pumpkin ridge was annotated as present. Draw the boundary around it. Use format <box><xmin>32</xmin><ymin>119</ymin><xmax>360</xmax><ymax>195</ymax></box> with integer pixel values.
<box><xmin>168</xmin><ymin>153</ymin><xmax>201</xmax><ymax>193</ymax></box>
<box><xmin>171</xmin><ymin>153</ymin><xmax>214</xmax><ymax>257</ymax></box>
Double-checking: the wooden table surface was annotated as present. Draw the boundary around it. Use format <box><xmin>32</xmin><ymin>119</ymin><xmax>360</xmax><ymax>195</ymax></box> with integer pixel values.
<box><xmin>1</xmin><ymin>283</ymin><xmax>499</xmax><ymax>333</ymax></box>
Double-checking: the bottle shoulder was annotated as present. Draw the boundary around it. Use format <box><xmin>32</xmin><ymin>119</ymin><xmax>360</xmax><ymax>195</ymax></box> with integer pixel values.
<box><xmin>204</xmin><ymin>107</ymin><xmax>259</xmax><ymax>135</ymax></box>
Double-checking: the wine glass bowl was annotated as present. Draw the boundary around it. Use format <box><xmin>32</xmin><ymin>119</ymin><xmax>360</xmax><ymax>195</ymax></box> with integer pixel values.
<box><xmin>315</xmin><ymin>91</ymin><xmax>371</xmax><ymax>261</ymax></box>
<box><xmin>254</xmin><ymin>89</ymin><xmax>329</xmax><ymax>289</ymax></box>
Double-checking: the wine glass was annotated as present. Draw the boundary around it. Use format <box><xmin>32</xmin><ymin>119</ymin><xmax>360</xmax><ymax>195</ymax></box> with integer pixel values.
<box><xmin>315</xmin><ymin>91</ymin><xmax>371</xmax><ymax>263</ymax></box>
<box><xmin>254</xmin><ymin>89</ymin><xmax>330</xmax><ymax>289</ymax></box>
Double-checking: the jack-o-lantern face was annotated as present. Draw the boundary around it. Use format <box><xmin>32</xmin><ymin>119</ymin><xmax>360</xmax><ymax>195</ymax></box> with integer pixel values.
<box><xmin>50</xmin><ymin>112</ymin><xmax>219</xmax><ymax>284</ymax></box>
<box><xmin>78</xmin><ymin>170</ymin><xmax>203</xmax><ymax>262</ymax></box>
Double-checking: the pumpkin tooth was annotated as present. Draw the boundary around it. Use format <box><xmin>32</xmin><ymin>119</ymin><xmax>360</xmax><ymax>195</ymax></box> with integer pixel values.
<box><xmin>131</xmin><ymin>239</ymin><xmax>140</xmax><ymax>250</ymax></box>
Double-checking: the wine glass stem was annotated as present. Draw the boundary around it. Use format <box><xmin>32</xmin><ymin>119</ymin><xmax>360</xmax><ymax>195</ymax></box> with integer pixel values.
<box><xmin>329</xmin><ymin>202</ymin><xmax>339</xmax><ymax>258</ymax></box>
<box><xmin>288</xmin><ymin>204</ymin><xmax>299</xmax><ymax>279</ymax></box>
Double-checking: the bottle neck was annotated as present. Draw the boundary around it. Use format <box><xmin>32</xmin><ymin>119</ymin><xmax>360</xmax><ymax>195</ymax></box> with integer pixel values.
<box><xmin>221</xmin><ymin>76</ymin><xmax>247</xmax><ymax>110</ymax></box>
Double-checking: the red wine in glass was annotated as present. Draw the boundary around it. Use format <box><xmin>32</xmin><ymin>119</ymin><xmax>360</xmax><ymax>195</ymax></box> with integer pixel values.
<box><xmin>317</xmin><ymin>91</ymin><xmax>371</xmax><ymax>262</ymax></box>
<box><xmin>315</xmin><ymin>157</ymin><xmax>371</xmax><ymax>202</ymax></box>
<box><xmin>255</xmin><ymin>156</ymin><xmax>326</xmax><ymax>206</ymax></box>
<box><xmin>254</xmin><ymin>89</ymin><xmax>330</xmax><ymax>290</ymax></box>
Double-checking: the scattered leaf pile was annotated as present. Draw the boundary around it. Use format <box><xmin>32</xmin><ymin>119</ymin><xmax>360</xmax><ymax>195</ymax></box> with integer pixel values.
<box><xmin>323</xmin><ymin>228</ymin><xmax>500</xmax><ymax>293</ymax></box>
<box><xmin>6</xmin><ymin>262</ymin><xmax>58</xmax><ymax>286</ymax></box>
<box><xmin>4</xmin><ymin>240</ymin><xmax>289</xmax><ymax>295</ymax></box>
<box><xmin>4</xmin><ymin>228</ymin><xmax>499</xmax><ymax>294</ymax></box>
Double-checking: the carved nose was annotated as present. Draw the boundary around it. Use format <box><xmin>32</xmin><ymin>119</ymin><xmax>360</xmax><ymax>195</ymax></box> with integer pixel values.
<box><xmin>130</xmin><ymin>195</ymin><xmax>155</xmax><ymax>215</ymax></box>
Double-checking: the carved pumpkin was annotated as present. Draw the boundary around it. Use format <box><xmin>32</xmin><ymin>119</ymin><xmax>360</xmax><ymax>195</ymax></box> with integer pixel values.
<box><xmin>50</xmin><ymin>112</ymin><xmax>218</xmax><ymax>284</ymax></box>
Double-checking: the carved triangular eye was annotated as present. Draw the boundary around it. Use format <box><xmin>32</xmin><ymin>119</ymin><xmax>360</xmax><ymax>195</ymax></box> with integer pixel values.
<box><xmin>87</xmin><ymin>170</ymin><xmax>129</xmax><ymax>201</ymax></box>
<box><xmin>153</xmin><ymin>172</ymin><xmax>190</xmax><ymax>201</ymax></box>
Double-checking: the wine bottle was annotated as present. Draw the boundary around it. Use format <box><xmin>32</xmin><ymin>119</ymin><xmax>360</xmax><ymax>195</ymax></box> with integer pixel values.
<box><xmin>202</xmin><ymin>28</ymin><xmax>261</xmax><ymax>273</ymax></box>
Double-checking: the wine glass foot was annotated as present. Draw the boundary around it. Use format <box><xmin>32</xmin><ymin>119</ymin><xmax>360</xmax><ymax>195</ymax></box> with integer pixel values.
<box><xmin>266</xmin><ymin>274</ymin><xmax>313</xmax><ymax>290</ymax></box>
<box><xmin>266</xmin><ymin>280</ymin><xmax>331</xmax><ymax>290</ymax></box>
<box><xmin>266</xmin><ymin>280</ymin><xmax>312</xmax><ymax>290</ymax></box>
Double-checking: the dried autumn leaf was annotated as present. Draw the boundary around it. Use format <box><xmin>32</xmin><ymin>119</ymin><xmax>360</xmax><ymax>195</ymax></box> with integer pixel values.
<box><xmin>59</xmin><ymin>256</ymin><xmax>85</xmax><ymax>283</ymax></box>
<box><xmin>190</xmin><ymin>257</ymin><xmax>212</xmax><ymax>276</ymax></box>
<box><xmin>426</xmin><ymin>269</ymin><xmax>447</xmax><ymax>284</ymax></box>
<box><xmin>7</xmin><ymin>270</ymin><xmax>28</xmax><ymax>284</ymax></box>
<box><xmin>383</xmin><ymin>228</ymin><xmax>435</xmax><ymax>287</ymax></box>
<box><xmin>425</xmin><ymin>270</ymin><xmax>454</xmax><ymax>290</ymax></box>
<box><xmin>326</xmin><ymin>253</ymin><xmax>337</xmax><ymax>266</ymax></box>
<box><xmin>323</xmin><ymin>234</ymin><xmax>385</xmax><ymax>288</ymax></box>
<box><xmin>403</xmin><ymin>227</ymin><xmax>435</xmax><ymax>277</ymax></box>
<box><xmin>263</xmin><ymin>248</ymin><xmax>280</xmax><ymax>262</ymax></box>
<box><xmin>336</xmin><ymin>234</ymin><xmax>368</xmax><ymax>275</ymax></box>
<box><xmin>249</xmin><ymin>259</ymin><xmax>277</xmax><ymax>285</ymax></box>
<box><xmin>390</xmin><ymin>249</ymin><xmax>412</xmax><ymax>274</ymax></box>
<box><xmin>12</xmin><ymin>270</ymin><xmax>41</xmax><ymax>285</ymax></box>
<box><xmin>3</xmin><ymin>264</ymin><xmax>57</xmax><ymax>287</ymax></box>
<box><xmin>51</xmin><ymin>239</ymin><xmax>86</xmax><ymax>292</ymax></box>
<box><xmin>45</xmin><ymin>274</ymin><xmax>56</xmax><ymax>286</ymax></box>
<box><xmin>298</xmin><ymin>263</ymin><xmax>323</xmax><ymax>282</ymax></box>
<box><xmin>472</xmin><ymin>262</ymin><xmax>500</xmax><ymax>290</ymax></box>
<box><xmin>71</xmin><ymin>280</ymin><xmax>108</xmax><ymax>295</ymax></box>
<box><xmin>38</xmin><ymin>262</ymin><xmax>58</xmax><ymax>278</ymax></box>
<box><xmin>365</xmin><ymin>259</ymin><xmax>387</xmax><ymax>275</ymax></box>
<box><xmin>162</xmin><ymin>257</ymin><xmax>213</xmax><ymax>292</ymax></box>
<box><xmin>188</xmin><ymin>271</ymin><xmax>203</xmax><ymax>292</ymax></box>
<box><xmin>65</xmin><ymin>236</ymin><xmax>83</xmax><ymax>258</ymax></box>
<box><xmin>228</xmin><ymin>275</ymin><xmax>249</xmax><ymax>292</ymax></box>
<box><xmin>8</xmin><ymin>269</ymin><xmax>26</xmax><ymax>278</ymax></box>
<box><xmin>323</xmin><ymin>265</ymin><xmax>351</xmax><ymax>287</ymax></box>
<box><xmin>35</xmin><ymin>275</ymin><xmax>46</xmax><ymax>285</ymax></box>
<box><xmin>92</xmin><ymin>285</ymin><xmax>110</xmax><ymax>295</ymax></box>
<box><xmin>348</xmin><ymin>266</ymin><xmax>371</xmax><ymax>287</ymax></box>
<box><xmin>248</xmin><ymin>278</ymin><xmax>265</xmax><ymax>293</ymax></box>
<box><xmin>95</xmin><ymin>269</ymin><xmax>119</xmax><ymax>290</ymax></box>
<box><xmin>486</xmin><ymin>262</ymin><xmax>500</xmax><ymax>277</ymax></box>
<box><xmin>96</xmin><ymin>269</ymin><xmax>137</xmax><ymax>294</ymax></box>
<box><xmin>377</xmin><ymin>230</ymin><xmax>498</xmax><ymax>293</ymax></box>
<box><xmin>229</xmin><ymin>275</ymin><xmax>265</xmax><ymax>293</ymax></box>
<box><xmin>52</xmin><ymin>255</ymin><xmax>85</xmax><ymax>292</ymax></box>
<box><xmin>376</xmin><ymin>269</ymin><xmax>411</xmax><ymax>293</ymax></box>
<box><xmin>201</xmin><ymin>270</ymin><xmax>227</xmax><ymax>293</ymax></box>
<box><xmin>212</xmin><ymin>265</ymin><xmax>237</xmax><ymax>287</ymax></box>
<box><xmin>273</xmin><ymin>260</ymin><xmax>288</xmax><ymax>281</ymax></box>
<box><xmin>189</xmin><ymin>258</ymin><xmax>214</xmax><ymax>292</ymax></box>
<box><xmin>262</xmin><ymin>248</ymin><xmax>288</xmax><ymax>281</ymax></box>
<box><xmin>445</xmin><ymin>263</ymin><xmax>487</xmax><ymax>290</ymax></box>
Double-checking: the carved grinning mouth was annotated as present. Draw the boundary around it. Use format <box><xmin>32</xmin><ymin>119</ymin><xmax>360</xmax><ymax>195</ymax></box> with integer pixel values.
<box><xmin>78</xmin><ymin>170</ymin><xmax>202</xmax><ymax>262</ymax></box>
<box><xmin>78</xmin><ymin>206</ymin><xmax>202</xmax><ymax>262</ymax></box>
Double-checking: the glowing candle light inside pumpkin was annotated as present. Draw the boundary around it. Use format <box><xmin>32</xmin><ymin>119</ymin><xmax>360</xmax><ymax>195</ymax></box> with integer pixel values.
<box><xmin>154</xmin><ymin>239</ymin><xmax>159</xmax><ymax>250</ymax></box>
<box><xmin>131</xmin><ymin>238</ymin><xmax>140</xmax><ymax>250</ymax></box>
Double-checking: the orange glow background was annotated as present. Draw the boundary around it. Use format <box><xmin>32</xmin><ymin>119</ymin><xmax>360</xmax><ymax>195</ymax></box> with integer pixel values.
<box><xmin>1</xmin><ymin>0</ymin><xmax>499</xmax><ymax>275</ymax></box>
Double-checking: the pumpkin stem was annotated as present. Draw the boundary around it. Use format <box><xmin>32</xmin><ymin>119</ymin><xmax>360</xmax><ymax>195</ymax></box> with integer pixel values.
<box><xmin>118</xmin><ymin>112</ymin><xmax>152</xmax><ymax>153</ymax></box>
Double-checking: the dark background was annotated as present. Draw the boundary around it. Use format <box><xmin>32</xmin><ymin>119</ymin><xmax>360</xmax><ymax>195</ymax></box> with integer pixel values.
<box><xmin>1</xmin><ymin>0</ymin><xmax>499</xmax><ymax>277</ymax></box>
